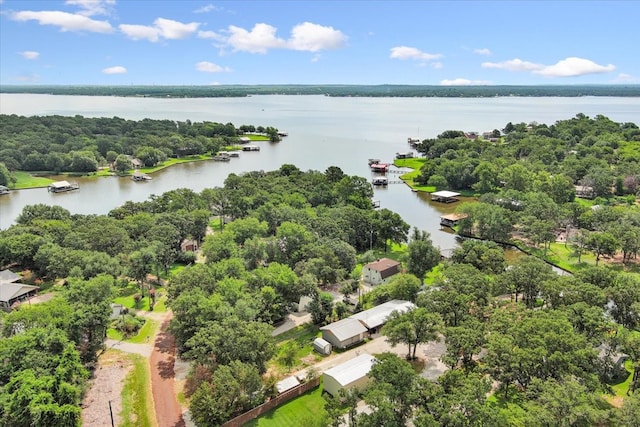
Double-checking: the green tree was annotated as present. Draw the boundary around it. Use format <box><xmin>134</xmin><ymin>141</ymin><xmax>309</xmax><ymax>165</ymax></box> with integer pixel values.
<box><xmin>374</xmin><ymin>209</ymin><xmax>409</xmax><ymax>252</ymax></box>
<box><xmin>405</xmin><ymin>228</ymin><xmax>441</xmax><ymax>283</ymax></box>
<box><xmin>382</xmin><ymin>307</ymin><xmax>443</xmax><ymax>360</ymax></box>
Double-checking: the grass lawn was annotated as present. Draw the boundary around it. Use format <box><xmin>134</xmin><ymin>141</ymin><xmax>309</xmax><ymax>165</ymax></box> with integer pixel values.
<box><xmin>393</xmin><ymin>158</ymin><xmax>437</xmax><ymax>193</ymax></box>
<box><xmin>137</xmin><ymin>155</ymin><xmax>211</xmax><ymax>174</ymax></box>
<box><xmin>609</xmin><ymin>359</ymin><xmax>636</xmax><ymax>399</ymax></box>
<box><xmin>244</xmin><ymin>384</ymin><xmax>326</xmax><ymax>427</ymax></box>
<box><xmin>270</xmin><ymin>324</ymin><xmax>322</xmax><ymax>376</ymax></box>
<box><xmin>114</xmin><ymin>283</ymin><xmax>167</xmax><ymax>312</ymax></box>
<box><xmin>120</xmin><ymin>353</ymin><xmax>156</xmax><ymax>427</ymax></box>
<box><xmin>127</xmin><ymin>318</ymin><xmax>159</xmax><ymax>344</ymax></box>
<box><xmin>10</xmin><ymin>171</ymin><xmax>55</xmax><ymax>189</ymax></box>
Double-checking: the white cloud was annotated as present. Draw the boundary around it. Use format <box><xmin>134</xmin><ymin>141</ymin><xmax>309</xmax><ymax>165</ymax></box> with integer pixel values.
<box><xmin>65</xmin><ymin>0</ymin><xmax>115</xmax><ymax>17</ymax></box>
<box><xmin>474</xmin><ymin>48</ymin><xmax>491</xmax><ymax>56</ymax></box>
<box><xmin>431</xmin><ymin>62</ymin><xmax>443</xmax><ymax>69</ymax></box>
<box><xmin>226</xmin><ymin>23</ymin><xmax>286</xmax><ymax>53</ymax></box>
<box><xmin>154</xmin><ymin>18</ymin><xmax>200</xmax><ymax>40</ymax></box>
<box><xmin>195</xmin><ymin>61</ymin><xmax>231</xmax><ymax>73</ymax></box>
<box><xmin>611</xmin><ymin>73</ymin><xmax>638</xmax><ymax>83</ymax></box>
<box><xmin>119</xmin><ymin>24</ymin><xmax>160</xmax><ymax>41</ymax></box>
<box><xmin>20</xmin><ymin>51</ymin><xmax>40</xmax><ymax>60</ymax></box>
<box><xmin>102</xmin><ymin>65</ymin><xmax>127</xmax><ymax>74</ymax></box>
<box><xmin>390</xmin><ymin>46</ymin><xmax>442</xmax><ymax>62</ymax></box>
<box><xmin>287</xmin><ymin>22</ymin><xmax>347</xmax><ymax>52</ymax></box>
<box><xmin>198</xmin><ymin>30</ymin><xmax>224</xmax><ymax>41</ymax></box>
<box><xmin>440</xmin><ymin>78</ymin><xmax>491</xmax><ymax>86</ymax></box>
<box><xmin>11</xmin><ymin>10</ymin><xmax>113</xmax><ymax>33</ymax></box>
<box><xmin>224</xmin><ymin>22</ymin><xmax>346</xmax><ymax>53</ymax></box>
<box><xmin>194</xmin><ymin>4</ymin><xmax>220</xmax><ymax>13</ymax></box>
<box><xmin>534</xmin><ymin>57</ymin><xmax>615</xmax><ymax>77</ymax></box>
<box><xmin>482</xmin><ymin>58</ymin><xmax>543</xmax><ymax>71</ymax></box>
<box><xmin>120</xmin><ymin>18</ymin><xmax>200</xmax><ymax>42</ymax></box>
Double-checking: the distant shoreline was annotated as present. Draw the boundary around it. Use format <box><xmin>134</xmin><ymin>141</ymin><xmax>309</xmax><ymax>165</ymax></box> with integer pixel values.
<box><xmin>2</xmin><ymin>84</ymin><xmax>640</xmax><ymax>98</ymax></box>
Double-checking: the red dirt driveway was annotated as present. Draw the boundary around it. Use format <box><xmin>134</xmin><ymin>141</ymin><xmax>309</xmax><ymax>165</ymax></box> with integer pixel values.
<box><xmin>151</xmin><ymin>312</ymin><xmax>185</xmax><ymax>427</ymax></box>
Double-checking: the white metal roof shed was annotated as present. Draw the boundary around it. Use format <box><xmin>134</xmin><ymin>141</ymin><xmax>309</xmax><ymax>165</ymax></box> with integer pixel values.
<box><xmin>350</xmin><ymin>300</ymin><xmax>415</xmax><ymax>330</ymax></box>
<box><xmin>323</xmin><ymin>353</ymin><xmax>377</xmax><ymax>387</ymax></box>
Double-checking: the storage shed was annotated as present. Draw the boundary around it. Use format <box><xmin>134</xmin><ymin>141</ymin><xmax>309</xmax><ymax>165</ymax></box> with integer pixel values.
<box><xmin>313</xmin><ymin>337</ymin><xmax>332</xmax><ymax>355</ymax></box>
<box><xmin>320</xmin><ymin>318</ymin><xmax>368</xmax><ymax>349</ymax></box>
<box><xmin>323</xmin><ymin>353</ymin><xmax>377</xmax><ymax>397</ymax></box>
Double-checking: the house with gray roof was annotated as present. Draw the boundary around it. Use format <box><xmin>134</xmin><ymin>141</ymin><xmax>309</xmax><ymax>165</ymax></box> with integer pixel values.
<box><xmin>0</xmin><ymin>270</ymin><xmax>38</xmax><ymax>310</ymax></box>
<box><xmin>320</xmin><ymin>317</ymin><xmax>368</xmax><ymax>349</ymax></box>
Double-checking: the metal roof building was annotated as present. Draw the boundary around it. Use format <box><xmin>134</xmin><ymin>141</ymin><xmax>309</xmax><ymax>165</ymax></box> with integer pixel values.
<box><xmin>323</xmin><ymin>353</ymin><xmax>377</xmax><ymax>397</ymax></box>
<box><xmin>320</xmin><ymin>318</ymin><xmax>368</xmax><ymax>349</ymax></box>
<box><xmin>350</xmin><ymin>299</ymin><xmax>415</xmax><ymax>331</ymax></box>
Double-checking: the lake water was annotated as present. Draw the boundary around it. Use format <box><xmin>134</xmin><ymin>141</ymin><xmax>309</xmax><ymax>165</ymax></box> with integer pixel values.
<box><xmin>1</xmin><ymin>94</ymin><xmax>639</xmax><ymax>252</ymax></box>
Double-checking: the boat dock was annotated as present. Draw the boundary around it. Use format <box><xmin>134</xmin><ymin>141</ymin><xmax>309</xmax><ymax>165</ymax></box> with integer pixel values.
<box><xmin>132</xmin><ymin>172</ymin><xmax>152</xmax><ymax>181</ymax></box>
<box><xmin>242</xmin><ymin>145</ymin><xmax>260</xmax><ymax>151</ymax></box>
<box><xmin>440</xmin><ymin>213</ymin><xmax>468</xmax><ymax>227</ymax></box>
<box><xmin>431</xmin><ymin>190</ymin><xmax>460</xmax><ymax>203</ymax></box>
<box><xmin>47</xmin><ymin>180</ymin><xmax>79</xmax><ymax>193</ymax></box>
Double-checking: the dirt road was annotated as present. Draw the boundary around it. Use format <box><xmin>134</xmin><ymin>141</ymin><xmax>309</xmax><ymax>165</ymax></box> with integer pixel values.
<box><xmin>150</xmin><ymin>312</ymin><xmax>186</xmax><ymax>427</ymax></box>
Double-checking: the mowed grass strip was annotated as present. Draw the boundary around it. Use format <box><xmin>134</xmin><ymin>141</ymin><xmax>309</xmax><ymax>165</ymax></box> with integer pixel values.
<box><xmin>10</xmin><ymin>171</ymin><xmax>55</xmax><ymax>189</ymax></box>
<box><xmin>120</xmin><ymin>353</ymin><xmax>156</xmax><ymax>427</ymax></box>
<box><xmin>244</xmin><ymin>385</ymin><xmax>327</xmax><ymax>427</ymax></box>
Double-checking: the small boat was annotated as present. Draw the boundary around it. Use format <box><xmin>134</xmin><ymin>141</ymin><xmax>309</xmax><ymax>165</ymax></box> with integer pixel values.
<box><xmin>372</xmin><ymin>177</ymin><xmax>388</xmax><ymax>186</ymax></box>
<box><xmin>228</xmin><ymin>152</ymin><xmax>240</xmax><ymax>157</ymax></box>
<box><xmin>242</xmin><ymin>145</ymin><xmax>260</xmax><ymax>151</ymax></box>
<box><xmin>132</xmin><ymin>172</ymin><xmax>152</xmax><ymax>181</ymax></box>
<box><xmin>213</xmin><ymin>155</ymin><xmax>231</xmax><ymax>161</ymax></box>
<box><xmin>368</xmin><ymin>158</ymin><xmax>381</xmax><ymax>166</ymax></box>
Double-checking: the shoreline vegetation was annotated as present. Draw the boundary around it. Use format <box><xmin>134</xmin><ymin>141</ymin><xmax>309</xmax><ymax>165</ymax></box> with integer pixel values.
<box><xmin>2</xmin><ymin>84</ymin><xmax>640</xmax><ymax>98</ymax></box>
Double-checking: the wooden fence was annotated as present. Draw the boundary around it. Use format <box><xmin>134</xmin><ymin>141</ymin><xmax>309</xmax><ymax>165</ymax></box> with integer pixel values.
<box><xmin>221</xmin><ymin>377</ymin><xmax>321</xmax><ymax>427</ymax></box>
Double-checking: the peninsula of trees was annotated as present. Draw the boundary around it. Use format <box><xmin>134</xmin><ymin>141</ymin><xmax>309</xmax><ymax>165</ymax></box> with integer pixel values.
<box><xmin>0</xmin><ymin>114</ymin><xmax>280</xmax><ymax>185</ymax></box>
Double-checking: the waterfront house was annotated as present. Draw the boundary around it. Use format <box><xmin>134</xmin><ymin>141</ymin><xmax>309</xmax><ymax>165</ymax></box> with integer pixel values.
<box><xmin>362</xmin><ymin>258</ymin><xmax>401</xmax><ymax>286</ymax></box>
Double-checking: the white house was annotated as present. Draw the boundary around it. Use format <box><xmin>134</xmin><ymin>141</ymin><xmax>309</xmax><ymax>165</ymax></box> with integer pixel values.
<box><xmin>323</xmin><ymin>353</ymin><xmax>377</xmax><ymax>397</ymax></box>
<box><xmin>362</xmin><ymin>258</ymin><xmax>401</xmax><ymax>286</ymax></box>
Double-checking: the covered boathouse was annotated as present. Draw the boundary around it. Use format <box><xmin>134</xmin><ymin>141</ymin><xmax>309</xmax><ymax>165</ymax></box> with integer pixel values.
<box><xmin>47</xmin><ymin>180</ymin><xmax>79</xmax><ymax>193</ymax></box>
<box><xmin>440</xmin><ymin>213</ymin><xmax>468</xmax><ymax>228</ymax></box>
<box><xmin>430</xmin><ymin>190</ymin><xmax>460</xmax><ymax>203</ymax></box>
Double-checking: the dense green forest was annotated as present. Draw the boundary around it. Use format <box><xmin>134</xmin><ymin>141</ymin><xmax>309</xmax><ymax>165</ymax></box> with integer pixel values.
<box><xmin>2</xmin><ymin>84</ymin><xmax>640</xmax><ymax>98</ymax></box>
<box><xmin>0</xmin><ymin>114</ymin><xmax>281</xmax><ymax>182</ymax></box>
<box><xmin>1</xmin><ymin>114</ymin><xmax>639</xmax><ymax>426</ymax></box>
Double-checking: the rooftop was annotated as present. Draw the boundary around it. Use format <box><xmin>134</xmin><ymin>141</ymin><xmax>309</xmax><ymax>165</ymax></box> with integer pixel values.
<box><xmin>0</xmin><ymin>283</ymin><xmax>38</xmax><ymax>304</ymax></box>
<box><xmin>323</xmin><ymin>353</ymin><xmax>376</xmax><ymax>386</ymax></box>
<box><xmin>350</xmin><ymin>299</ymin><xmax>415</xmax><ymax>329</ymax></box>
<box><xmin>320</xmin><ymin>318</ymin><xmax>368</xmax><ymax>341</ymax></box>
<box><xmin>431</xmin><ymin>190</ymin><xmax>460</xmax><ymax>198</ymax></box>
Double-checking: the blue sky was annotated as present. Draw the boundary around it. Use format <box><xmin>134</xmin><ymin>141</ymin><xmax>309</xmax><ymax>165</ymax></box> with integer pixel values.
<box><xmin>1</xmin><ymin>0</ymin><xmax>638</xmax><ymax>86</ymax></box>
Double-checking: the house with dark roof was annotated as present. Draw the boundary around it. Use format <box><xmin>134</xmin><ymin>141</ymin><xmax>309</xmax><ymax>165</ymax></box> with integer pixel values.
<box><xmin>362</xmin><ymin>258</ymin><xmax>401</xmax><ymax>286</ymax></box>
